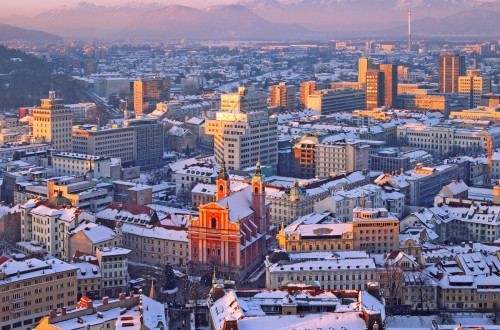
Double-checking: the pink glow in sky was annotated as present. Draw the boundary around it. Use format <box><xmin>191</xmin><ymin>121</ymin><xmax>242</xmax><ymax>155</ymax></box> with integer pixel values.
<box><xmin>0</xmin><ymin>0</ymin><xmax>239</xmax><ymax>17</ymax></box>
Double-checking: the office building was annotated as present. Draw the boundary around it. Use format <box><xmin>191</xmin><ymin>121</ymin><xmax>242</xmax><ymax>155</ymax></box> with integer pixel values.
<box><xmin>458</xmin><ymin>70</ymin><xmax>491</xmax><ymax>108</ymax></box>
<box><xmin>0</xmin><ymin>258</ymin><xmax>78</xmax><ymax>330</ymax></box>
<box><xmin>221</xmin><ymin>86</ymin><xmax>268</xmax><ymax>113</ymax></box>
<box><xmin>449</xmin><ymin>106</ymin><xmax>500</xmax><ymax>121</ymax></box>
<box><xmin>481</xmin><ymin>93</ymin><xmax>500</xmax><ymax>107</ymax></box>
<box><xmin>439</xmin><ymin>55</ymin><xmax>465</xmax><ymax>93</ymax></box>
<box><xmin>379</xmin><ymin>64</ymin><xmax>398</xmax><ymax>108</ymax></box>
<box><xmin>305</xmin><ymin>88</ymin><xmax>365</xmax><ymax>115</ymax></box>
<box><xmin>33</xmin><ymin>91</ymin><xmax>73</xmax><ymax>152</ymax></box>
<box><xmin>397</xmin><ymin>92</ymin><xmax>469</xmax><ymax>115</ymax></box>
<box><xmin>315</xmin><ymin>141</ymin><xmax>369</xmax><ymax>178</ymax></box>
<box><xmin>300</xmin><ymin>81</ymin><xmax>316</xmax><ymax>106</ymax></box>
<box><xmin>133</xmin><ymin>76</ymin><xmax>170</xmax><ymax>116</ymax></box>
<box><xmin>73</xmin><ymin>119</ymin><xmax>163</xmax><ymax>167</ymax></box>
<box><xmin>358</xmin><ymin>57</ymin><xmax>373</xmax><ymax>90</ymax></box>
<box><xmin>51</xmin><ymin>152</ymin><xmax>111</xmax><ymax>179</ymax></box>
<box><xmin>270</xmin><ymin>82</ymin><xmax>297</xmax><ymax>112</ymax></box>
<box><xmin>366</xmin><ymin>70</ymin><xmax>385</xmax><ymax>110</ymax></box>
<box><xmin>291</xmin><ymin>135</ymin><xmax>319</xmax><ymax>179</ymax></box>
<box><xmin>205</xmin><ymin>110</ymin><xmax>278</xmax><ymax>171</ymax></box>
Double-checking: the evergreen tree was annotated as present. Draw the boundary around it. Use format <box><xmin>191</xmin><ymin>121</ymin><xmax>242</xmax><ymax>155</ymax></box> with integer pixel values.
<box><xmin>164</xmin><ymin>263</ymin><xmax>176</xmax><ymax>290</ymax></box>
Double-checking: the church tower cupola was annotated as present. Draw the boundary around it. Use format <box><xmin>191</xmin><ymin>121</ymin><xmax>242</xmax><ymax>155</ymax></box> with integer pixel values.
<box><xmin>216</xmin><ymin>160</ymin><xmax>231</xmax><ymax>201</ymax></box>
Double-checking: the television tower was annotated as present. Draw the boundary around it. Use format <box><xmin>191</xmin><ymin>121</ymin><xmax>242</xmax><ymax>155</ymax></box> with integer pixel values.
<box><xmin>408</xmin><ymin>10</ymin><xmax>411</xmax><ymax>52</ymax></box>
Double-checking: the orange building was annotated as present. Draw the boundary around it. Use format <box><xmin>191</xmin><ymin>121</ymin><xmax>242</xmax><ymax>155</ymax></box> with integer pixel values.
<box><xmin>352</xmin><ymin>207</ymin><xmax>399</xmax><ymax>254</ymax></box>
<box><xmin>188</xmin><ymin>161</ymin><xmax>273</xmax><ymax>278</ymax></box>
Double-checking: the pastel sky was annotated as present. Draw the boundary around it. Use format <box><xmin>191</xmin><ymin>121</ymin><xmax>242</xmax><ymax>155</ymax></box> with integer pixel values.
<box><xmin>0</xmin><ymin>0</ymin><xmax>240</xmax><ymax>17</ymax></box>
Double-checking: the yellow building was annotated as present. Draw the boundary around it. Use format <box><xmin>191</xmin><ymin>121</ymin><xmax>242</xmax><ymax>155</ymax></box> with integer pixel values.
<box><xmin>33</xmin><ymin>91</ymin><xmax>73</xmax><ymax>152</ymax></box>
<box><xmin>270</xmin><ymin>82</ymin><xmax>297</xmax><ymax>112</ymax></box>
<box><xmin>449</xmin><ymin>106</ymin><xmax>500</xmax><ymax>121</ymax></box>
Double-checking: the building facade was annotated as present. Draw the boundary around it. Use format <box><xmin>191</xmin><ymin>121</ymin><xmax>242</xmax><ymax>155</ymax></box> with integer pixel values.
<box><xmin>270</xmin><ymin>82</ymin><xmax>296</xmax><ymax>112</ymax></box>
<box><xmin>439</xmin><ymin>55</ymin><xmax>465</xmax><ymax>94</ymax></box>
<box><xmin>134</xmin><ymin>77</ymin><xmax>170</xmax><ymax>116</ymax></box>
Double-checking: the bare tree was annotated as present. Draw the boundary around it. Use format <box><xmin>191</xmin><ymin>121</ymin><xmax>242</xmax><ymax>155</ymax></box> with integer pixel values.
<box><xmin>379</xmin><ymin>262</ymin><xmax>404</xmax><ymax>313</ymax></box>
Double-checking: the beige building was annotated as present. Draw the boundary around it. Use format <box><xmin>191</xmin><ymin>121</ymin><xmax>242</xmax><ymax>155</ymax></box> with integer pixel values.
<box><xmin>449</xmin><ymin>106</ymin><xmax>500</xmax><ymax>121</ymax></box>
<box><xmin>305</xmin><ymin>88</ymin><xmax>365</xmax><ymax>115</ymax></box>
<box><xmin>270</xmin><ymin>82</ymin><xmax>296</xmax><ymax>112</ymax></box>
<box><xmin>352</xmin><ymin>207</ymin><xmax>399</xmax><ymax>254</ymax></box>
<box><xmin>458</xmin><ymin>70</ymin><xmax>490</xmax><ymax>108</ymax></box>
<box><xmin>358</xmin><ymin>57</ymin><xmax>373</xmax><ymax>90</ymax></box>
<box><xmin>221</xmin><ymin>86</ymin><xmax>268</xmax><ymax>113</ymax></box>
<box><xmin>67</xmin><ymin>221</ymin><xmax>121</xmax><ymax>260</ymax></box>
<box><xmin>315</xmin><ymin>141</ymin><xmax>369</xmax><ymax>178</ymax></box>
<box><xmin>33</xmin><ymin>91</ymin><xmax>73</xmax><ymax>152</ymax></box>
<box><xmin>0</xmin><ymin>258</ymin><xmax>78</xmax><ymax>329</ymax></box>
<box><xmin>121</xmin><ymin>223</ymin><xmax>189</xmax><ymax>267</ymax></box>
<box><xmin>205</xmin><ymin>110</ymin><xmax>278</xmax><ymax>172</ymax></box>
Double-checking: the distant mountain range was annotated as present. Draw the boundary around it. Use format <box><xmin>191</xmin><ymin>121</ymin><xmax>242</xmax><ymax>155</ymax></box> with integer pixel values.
<box><xmin>1</xmin><ymin>1</ymin><xmax>500</xmax><ymax>40</ymax></box>
<box><xmin>0</xmin><ymin>23</ymin><xmax>61</xmax><ymax>42</ymax></box>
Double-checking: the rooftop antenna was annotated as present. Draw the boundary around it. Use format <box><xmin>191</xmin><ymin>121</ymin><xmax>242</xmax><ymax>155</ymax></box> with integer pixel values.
<box><xmin>408</xmin><ymin>10</ymin><xmax>411</xmax><ymax>52</ymax></box>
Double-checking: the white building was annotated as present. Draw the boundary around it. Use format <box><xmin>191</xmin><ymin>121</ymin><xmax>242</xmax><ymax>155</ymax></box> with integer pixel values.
<box><xmin>315</xmin><ymin>141</ymin><xmax>369</xmax><ymax>178</ymax></box>
<box><xmin>96</xmin><ymin>247</ymin><xmax>130</xmax><ymax>297</ymax></box>
<box><xmin>265</xmin><ymin>257</ymin><xmax>376</xmax><ymax>290</ymax></box>
<box><xmin>20</xmin><ymin>197</ymin><xmax>95</xmax><ymax>259</ymax></box>
<box><xmin>51</xmin><ymin>152</ymin><xmax>111</xmax><ymax>179</ymax></box>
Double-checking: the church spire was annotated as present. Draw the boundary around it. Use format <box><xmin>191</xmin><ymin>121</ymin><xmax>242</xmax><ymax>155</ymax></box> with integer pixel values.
<box><xmin>218</xmin><ymin>159</ymin><xmax>229</xmax><ymax>181</ymax></box>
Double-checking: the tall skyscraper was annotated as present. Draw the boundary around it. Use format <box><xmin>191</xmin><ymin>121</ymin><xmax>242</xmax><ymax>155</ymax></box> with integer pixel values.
<box><xmin>358</xmin><ymin>58</ymin><xmax>373</xmax><ymax>90</ymax></box>
<box><xmin>221</xmin><ymin>86</ymin><xmax>268</xmax><ymax>113</ymax></box>
<box><xmin>270</xmin><ymin>82</ymin><xmax>297</xmax><ymax>112</ymax></box>
<box><xmin>379</xmin><ymin>64</ymin><xmax>398</xmax><ymax>108</ymax></box>
<box><xmin>133</xmin><ymin>76</ymin><xmax>170</xmax><ymax>116</ymax></box>
<box><xmin>459</xmin><ymin>70</ymin><xmax>491</xmax><ymax>108</ymax></box>
<box><xmin>439</xmin><ymin>55</ymin><xmax>465</xmax><ymax>94</ymax></box>
<box><xmin>205</xmin><ymin>110</ymin><xmax>278</xmax><ymax>172</ymax></box>
<box><xmin>33</xmin><ymin>91</ymin><xmax>73</xmax><ymax>151</ymax></box>
<box><xmin>365</xmin><ymin>70</ymin><xmax>385</xmax><ymax>110</ymax></box>
<box><xmin>300</xmin><ymin>81</ymin><xmax>316</xmax><ymax>106</ymax></box>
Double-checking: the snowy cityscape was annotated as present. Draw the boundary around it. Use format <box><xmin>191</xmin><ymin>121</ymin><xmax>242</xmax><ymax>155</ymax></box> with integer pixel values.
<box><xmin>2</xmin><ymin>1</ymin><xmax>500</xmax><ymax>330</ymax></box>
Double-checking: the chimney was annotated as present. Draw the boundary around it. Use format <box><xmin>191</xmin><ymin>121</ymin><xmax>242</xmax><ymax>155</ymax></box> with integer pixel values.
<box><xmin>119</xmin><ymin>293</ymin><xmax>126</xmax><ymax>300</ymax></box>
<box><xmin>102</xmin><ymin>297</ymin><xmax>108</xmax><ymax>305</ymax></box>
<box><xmin>61</xmin><ymin>307</ymin><xmax>67</xmax><ymax>315</ymax></box>
<box><xmin>437</xmin><ymin>271</ymin><xmax>443</xmax><ymax>281</ymax></box>
<box><xmin>48</xmin><ymin>181</ymin><xmax>55</xmax><ymax>201</ymax></box>
<box><xmin>400</xmin><ymin>168</ymin><xmax>403</xmax><ymax>174</ymax></box>
<box><xmin>86</xmin><ymin>301</ymin><xmax>93</xmax><ymax>309</ymax></box>
<box><xmin>130</xmin><ymin>291</ymin><xmax>134</xmax><ymax>297</ymax></box>
<box><xmin>49</xmin><ymin>310</ymin><xmax>57</xmax><ymax>318</ymax></box>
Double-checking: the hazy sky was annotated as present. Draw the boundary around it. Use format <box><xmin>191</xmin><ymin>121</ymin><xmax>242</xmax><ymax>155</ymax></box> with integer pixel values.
<box><xmin>0</xmin><ymin>0</ymin><xmax>239</xmax><ymax>17</ymax></box>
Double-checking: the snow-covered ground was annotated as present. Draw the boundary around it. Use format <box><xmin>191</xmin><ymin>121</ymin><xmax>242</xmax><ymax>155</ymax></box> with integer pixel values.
<box><xmin>386</xmin><ymin>313</ymin><xmax>495</xmax><ymax>330</ymax></box>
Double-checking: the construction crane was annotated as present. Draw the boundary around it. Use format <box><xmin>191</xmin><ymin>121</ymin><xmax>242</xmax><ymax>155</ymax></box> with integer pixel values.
<box><xmin>483</xmin><ymin>130</ymin><xmax>492</xmax><ymax>187</ymax></box>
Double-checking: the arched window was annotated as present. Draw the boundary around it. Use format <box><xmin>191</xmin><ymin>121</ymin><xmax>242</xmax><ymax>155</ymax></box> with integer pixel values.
<box><xmin>219</xmin><ymin>185</ymin><xmax>223</xmax><ymax>191</ymax></box>
<box><xmin>254</xmin><ymin>187</ymin><xmax>259</xmax><ymax>194</ymax></box>
<box><xmin>211</xmin><ymin>218</ymin><xmax>217</xmax><ymax>229</ymax></box>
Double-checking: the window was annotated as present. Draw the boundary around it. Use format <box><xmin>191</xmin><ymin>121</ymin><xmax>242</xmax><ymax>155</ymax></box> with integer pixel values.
<box><xmin>211</xmin><ymin>218</ymin><xmax>217</xmax><ymax>229</ymax></box>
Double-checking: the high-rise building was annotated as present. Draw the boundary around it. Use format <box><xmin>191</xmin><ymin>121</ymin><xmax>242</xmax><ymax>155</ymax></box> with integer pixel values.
<box><xmin>300</xmin><ymin>81</ymin><xmax>316</xmax><ymax>106</ymax></box>
<box><xmin>133</xmin><ymin>77</ymin><xmax>170</xmax><ymax>116</ymax></box>
<box><xmin>439</xmin><ymin>55</ymin><xmax>465</xmax><ymax>94</ymax></box>
<box><xmin>33</xmin><ymin>91</ymin><xmax>73</xmax><ymax>152</ymax></box>
<box><xmin>270</xmin><ymin>82</ymin><xmax>297</xmax><ymax>112</ymax></box>
<box><xmin>315</xmin><ymin>141</ymin><xmax>370</xmax><ymax>178</ymax></box>
<box><xmin>305</xmin><ymin>88</ymin><xmax>365</xmax><ymax>115</ymax></box>
<box><xmin>379</xmin><ymin>64</ymin><xmax>398</xmax><ymax>108</ymax></box>
<box><xmin>221</xmin><ymin>86</ymin><xmax>268</xmax><ymax>113</ymax></box>
<box><xmin>365</xmin><ymin>70</ymin><xmax>385</xmax><ymax>110</ymax></box>
<box><xmin>458</xmin><ymin>70</ymin><xmax>491</xmax><ymax>108</ymax></box>
<box><xmin>205</xmin><ymin>110</ymin><xmax>278</xmax><ymax>172</ymax></box>
<box><xmin>358</xmin><ymin>58</ymin><xmax>373</xmax><ymax>90</ymax></box>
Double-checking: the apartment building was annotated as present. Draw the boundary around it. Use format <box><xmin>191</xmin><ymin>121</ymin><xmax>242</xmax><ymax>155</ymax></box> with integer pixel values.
<box><xmin>291</xmin><ymin>135</ymin><xmax>318</xmax><ymax>179</ymax></box>
<box><xmin>0</xmin><ymin>203</ymin><xmax>21</xmax><ymax>244</ymax></box>
<box><xmin>305</xmin><ymin>88</ymin><xmax>365</xmax><ymax>115</ymax></box>
<box><xmin>315</xmin><ymin>141</ymin><xmax>369</xmax><ymax>178</ymax></box>
<box><xmin>300</xmin><ymin>81</ymin><xmax>316</xmax><ymax>106</ymax></box>
<box><xmin>121</xmin><ymin>223</ymin><xmax>189</xmax><ymax>267</ymax></box>
<box><xmin>205</xmin><ymin>110</ymin><xmax>278</xmax><ymax>172</ymax></box>
<box><xmin>33</xmin><ymin>91</ymin><xmax>73</xmax><ymax>152</ymax></box>
<box><xmin>0</xmin><ymin>258</ymin><xmax>78</xmax><ymax>330</ymax></box>
<box><xmin>352</xmin><ymin>207</ymin><xmax>399</xmax><ymax>254</ymax></box>
<box><xmin>20</xmin><ymin>197</ymin><xmax>95</xmax><ymax>259</ymax></box>
<box><xmin>66</xmin><ymin>103</ymin><xmax>95</xmax><ymax>125</ymax></box>
<box><xmin>270</xmin><ymin>82</ymin><xmax>296</xmax><ymax>112</ymax></box>
<box><xmin>67</xmin><ymin>221</ymin><xmax>121</xmax><ymax>260</ymax></box>
<box><xmin>96</xmin><ymin>247</ymin><xmax>130</xmax><ymax>298</ymax></box>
